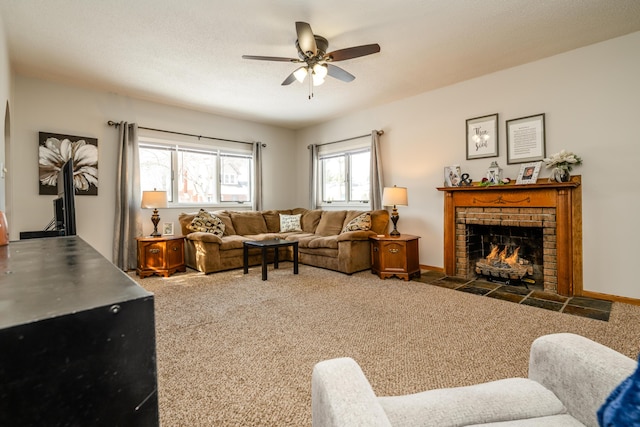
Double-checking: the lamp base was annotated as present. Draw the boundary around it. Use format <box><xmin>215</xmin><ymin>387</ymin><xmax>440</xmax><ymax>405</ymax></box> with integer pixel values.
<box><xmin>150</xmin><ymin>209</ymin><xmax>161</xmax><ymax>237</ymax></box>
<box><xmin>390</xmin><ymin>209</ymin><xmax>400</xmax><ymax>237</ymax></box>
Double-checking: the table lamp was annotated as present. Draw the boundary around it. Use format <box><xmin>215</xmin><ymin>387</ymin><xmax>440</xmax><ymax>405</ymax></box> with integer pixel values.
<box><xmin>141</xmin><ymin>190</ymin><xmax>168</xmax><ymax>237</ymax></box>
<box><xmin>382</xmin><ymin>185</ymin><xmax>408</xmax><ymax>237</ymax></box>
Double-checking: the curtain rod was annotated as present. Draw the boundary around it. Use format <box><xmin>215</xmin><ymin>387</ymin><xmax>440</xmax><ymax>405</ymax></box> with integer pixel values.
<box><xmin>107</xmin><ymin>121</ymin><xmax>265</xmax><ymax>147</ymax></box>
<box><xmin>307</xmin><ymin>130</ymin><xmax>383</xmax><ymax>149</ymax></box>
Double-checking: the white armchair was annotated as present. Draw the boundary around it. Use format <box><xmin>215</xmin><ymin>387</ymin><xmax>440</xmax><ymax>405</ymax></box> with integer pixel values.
<box><xmin>312</xmin><ymin>333</ymin><xmax>635</xmax><ymax>427</ymax></box>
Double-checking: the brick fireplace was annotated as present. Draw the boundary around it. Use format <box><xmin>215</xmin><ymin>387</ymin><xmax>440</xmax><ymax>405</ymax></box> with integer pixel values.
<box><xmin>438</xmin><ymin>177</ymin><xmax>582</xmax><ymax>296</ymax></box>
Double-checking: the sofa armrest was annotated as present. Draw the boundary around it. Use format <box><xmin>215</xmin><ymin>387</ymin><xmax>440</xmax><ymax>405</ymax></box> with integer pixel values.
<box><xmin>312</xmin><ymin>357</ymin><xmax>392</xmax><ymax>427</ymax></box>
<box><xmin>529</xmin><ymin>333</ymin><xmax>636</xmax><ymax>427</ymax></box>
<box><xmin>185</xmin><ymin>232</ymin><xmax>223</xmax><ymax>244</ymax></box>
<box><xmin>336</xmin><ymin>230</ymin><xmax>375</xmax><ymax>242</ymax></box>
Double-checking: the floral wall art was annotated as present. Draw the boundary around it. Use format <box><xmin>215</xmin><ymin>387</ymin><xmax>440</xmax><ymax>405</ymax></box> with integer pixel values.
<box><xmin>38</xmin><ymin>132</ymin><xmax>99</xmax><ymax>196</ymax></box>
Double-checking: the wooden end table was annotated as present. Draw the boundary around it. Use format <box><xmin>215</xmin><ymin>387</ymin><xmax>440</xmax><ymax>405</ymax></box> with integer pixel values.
<box><xmin>243</xmin><ymin>239</ymin><xmax>298</xmax><ymax>281</ymax></box>
<box><xmin>136</xmin><ymin>235</ymin><xmax>186</xmax><ymax>278</ymax></box>
<box><xmin>370</xmin><ymin>234</ymin><xmax>421</xmax><ymax>281</ymax></box>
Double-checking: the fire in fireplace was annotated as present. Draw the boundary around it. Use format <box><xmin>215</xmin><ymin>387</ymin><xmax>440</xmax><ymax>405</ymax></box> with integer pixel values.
<box><xmin>475</xmin><ymin>245</ymin><xmax>533</xmax><ymax>284</ymax></box>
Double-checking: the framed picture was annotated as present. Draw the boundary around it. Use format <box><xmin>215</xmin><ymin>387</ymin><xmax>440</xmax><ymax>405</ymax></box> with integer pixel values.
<box><xmin>163</xmin><ymin>222</ymin><xmax>174</xmax><ymax>236</ymax></box>
<box><xmin>444</xmin><ymin>166</ymin><xmax>461</xmax><ymax>187</ymax></box>
<box><xmin>466</xmin><ymin>114</ymin><xmax>498</xmax><ymax>160</ymax></box>
<box><xmin>516</xmin><ymin>161</ymin><xmax>542</xmax><ymax>185</ymax></box>
<box><xmin>38</xmin><ymin>132</ymin><xmax>99</xmax><ymax>195</ymax></box>
<box><xmin>506</xmin><ymin>114</ymin><xmax>546</xmax><ymax>164</ymax></box>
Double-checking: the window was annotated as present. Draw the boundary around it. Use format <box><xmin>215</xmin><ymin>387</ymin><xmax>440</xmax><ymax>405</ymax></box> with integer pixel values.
<box><xmin>139</xmin><ymin>138</ymin><xmax>253</xmax><ymax>207</ymax></box>
<box><xmin>318</xmin><ymin>146</ymin><xmax>370</xmax><ymax>206</ymax></box>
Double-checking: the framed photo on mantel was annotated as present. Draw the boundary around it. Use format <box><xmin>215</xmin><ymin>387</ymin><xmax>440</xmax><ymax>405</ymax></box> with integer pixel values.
<box><xmin>516</xmin><ymin>161</ymin><xmax>542</xmax><ymax>185</ymax></box>
<box><xmin>466</xmin><ymin>114</ymin><xmax>498</xmax><ymax>160</ymax></box>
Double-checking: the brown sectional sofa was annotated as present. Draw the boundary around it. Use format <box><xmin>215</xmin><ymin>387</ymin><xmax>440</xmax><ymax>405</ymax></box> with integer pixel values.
<box><xmin>178</xmin><ymin>208</ymin><xmax>390</xmax><ymax>274</ymax></box>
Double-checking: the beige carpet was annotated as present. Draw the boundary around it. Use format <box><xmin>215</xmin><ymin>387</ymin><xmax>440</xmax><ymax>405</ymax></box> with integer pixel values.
<box><xmin>132</xmin><ymin>264</ymin><xmax>640</xmax><ymax>426</ymax></box>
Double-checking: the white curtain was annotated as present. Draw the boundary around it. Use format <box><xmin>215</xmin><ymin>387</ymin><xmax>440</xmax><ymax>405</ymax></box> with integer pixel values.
<box><xmin>252</xmin><ymin>142</ymin><xmax>263</xmax><ymax>211</ymax></box>
<box><xmin>308</xmin><ymin>144</ymin><xmax>319</xmax><ymax>209</ymax></box>
<box><xmin>370</xmin><ymin>130</ymin><xmax>384</xmax><ymax>210</ymax></box>
<box><xmin>113</xmin><ymin>122</ymin><xmax>142</xmax><ymax>271</ymax></box>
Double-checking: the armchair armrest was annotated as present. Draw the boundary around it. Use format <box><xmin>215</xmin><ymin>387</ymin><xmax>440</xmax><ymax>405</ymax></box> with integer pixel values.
<box><xmin>529</xmin><ymin>333</ymin><xmax>636</xmax><ymax>427</ymax></box>
<box><xmin>312</xmin><ymin>357</ymin><xmax>391</xmax><ymax>427</ymax></box>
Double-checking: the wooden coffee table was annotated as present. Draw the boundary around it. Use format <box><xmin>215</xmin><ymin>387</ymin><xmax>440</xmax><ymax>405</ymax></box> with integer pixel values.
<box><xmin>243</xmin><ymin>239</ymin><xmax>299</xmax><ymax>280</ymax></box>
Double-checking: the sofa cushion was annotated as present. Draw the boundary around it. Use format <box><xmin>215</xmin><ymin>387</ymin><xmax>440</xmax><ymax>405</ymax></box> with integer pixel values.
<box><xmin>293</xmin><ymin>208</ymin><xmax>323</xmax><ymax>233</ymax></box>
<box><xmin>280</xmin><ymin>214</ymin><xmax>302</xmax><ymax>232</ymax></box>
<box><xmin>307</xmin><ymin>235</ymin><xmax>339</xmax><ymax>250</ymax></box>
<box><xmin>284</xmin><ymin>233</ymin><xmax>315</xmax><ymax>243</ymax></box>
<box><xmin>230</xmin><ymin>211</ymin><xmax>268</xmax><ymax>235</ymax></box>
<box><xmin>294</xmin><ymin>234</ymin><xmax>321</xmax><ymax>249</ymax></box>
<box><xmin>187</xmin><ymin>209</ymin><xmax>225</xmax><ymax>236</ymax></box>
<box><xmin>342</xmin><ymin>211</ymin><xmax>372</xmax><ymax>233</ymax></box>
<box><xmin>316</xmin><ymin>211</ymin><xmax>347</xmax><ymax>236</ymax></box>
<box><xmin>214</xmin><ymin>210</ymin><xmax>236</xmax><ymax>236</ymax></box>
<box><xmin>263</xmin><ymin>209</ymin><xmax>292</xmax><ymax>233</ymax></box>
<box><xmin>218</xmin><ymin>235</ymin><xmax>250</xmax><ymax>250</ymax></box>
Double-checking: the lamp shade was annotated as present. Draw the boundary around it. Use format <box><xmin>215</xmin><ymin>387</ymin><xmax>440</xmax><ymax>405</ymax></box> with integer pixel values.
<box><xmin>141</xmin><ymin>190</ymin><xmax>168</xmax><ymax>209</ymax></box>
<box><xmin>382</xmin><ymin>186</ymin><xmax>408</xmax><ymax>207</ymax></box>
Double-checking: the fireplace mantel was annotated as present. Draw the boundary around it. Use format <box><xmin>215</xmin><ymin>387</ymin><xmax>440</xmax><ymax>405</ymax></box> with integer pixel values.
<box><xmin>437</xmin><ymin>177</ymin><xmax>582</xmax><ymax>296</ymax></box>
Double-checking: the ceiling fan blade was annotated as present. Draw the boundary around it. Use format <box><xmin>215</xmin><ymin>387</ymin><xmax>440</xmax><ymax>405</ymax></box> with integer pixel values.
<box><xmin>295</xmin><ymin>21</ymin><xmax>317</xmax><ymax>57</ymax></box>
<box><xmin>281</xmin><ymin>71</ymin><xmax>298</xmax><ymax>86</ymax></box>
<box><xmin>242</xmin><ymin>55</ymin><xmax>298</xmax><ymax>62</ymax></box>
<box><xmin>327</xmin><ymin>64</ymin><xmax>355</xmax><ymax>83</ymax></box>
<box><xmin>326</xmin><ymin>44</ymin><xmax>381</xmax><ymax>62</ymax></box>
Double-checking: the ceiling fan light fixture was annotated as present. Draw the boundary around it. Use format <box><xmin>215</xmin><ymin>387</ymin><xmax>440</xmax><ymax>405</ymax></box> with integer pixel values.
<box><xmin>293</xmin><ymin>67</ymin><xmax>308</xmax><ymax>83</ymax></box>
<box><xmin>312</xmin><ymin>73</ymin><xmax>325</xmax><ymax>86</ymax></box>
<box><xmin>313</xmin><ymin>64</ymin><xmax>328</xmax><ymax>79</ymax></box>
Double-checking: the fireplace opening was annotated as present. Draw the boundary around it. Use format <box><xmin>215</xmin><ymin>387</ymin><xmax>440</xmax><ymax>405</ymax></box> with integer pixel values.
<box><xmin>467</xmin><ymin>225</ymin><xmax>544</xmax><ymax>289</ymax></box>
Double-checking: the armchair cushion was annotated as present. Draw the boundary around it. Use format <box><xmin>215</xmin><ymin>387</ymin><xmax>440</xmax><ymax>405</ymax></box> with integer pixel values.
<box><xmin>378</xmin><ymin>378</ymin><xmax>566</xmax><ymax>427</ymax></box>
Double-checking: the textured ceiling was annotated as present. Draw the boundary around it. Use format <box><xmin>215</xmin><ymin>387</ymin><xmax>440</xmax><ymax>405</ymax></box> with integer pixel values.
<box><xmin>1</xmin><ymin>0</ymin><xmax>640</xmax><ymax>129</ymax></box>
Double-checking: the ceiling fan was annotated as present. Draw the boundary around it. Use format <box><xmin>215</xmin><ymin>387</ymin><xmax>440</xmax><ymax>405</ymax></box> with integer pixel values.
<box><xmin>242</xmin><ymin>22</ymin><xmax>381</xmax><ymax>98</ymax></box>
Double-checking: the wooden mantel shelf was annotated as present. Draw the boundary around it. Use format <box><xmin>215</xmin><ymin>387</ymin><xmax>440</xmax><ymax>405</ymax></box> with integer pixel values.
<box><xmin>437</xmin><ymin>179</ymin><xmax>580</xmax><ymax>193</ymax></box>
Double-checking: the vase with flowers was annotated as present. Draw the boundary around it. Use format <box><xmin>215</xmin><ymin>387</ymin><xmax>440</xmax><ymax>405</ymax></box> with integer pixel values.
<box><xmin>543</xmin><ymin>149</ymin><xmax>582</xmax><ymax>183</ymax></box>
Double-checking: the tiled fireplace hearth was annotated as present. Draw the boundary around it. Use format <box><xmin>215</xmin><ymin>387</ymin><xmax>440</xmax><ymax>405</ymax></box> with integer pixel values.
<box><xmin>438</xmin><ymin>177</ymin><xmax>582</xmax><ymax>296</ymax></box>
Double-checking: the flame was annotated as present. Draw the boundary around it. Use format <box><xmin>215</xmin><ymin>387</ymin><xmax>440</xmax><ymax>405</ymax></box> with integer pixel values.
<box><xmin>486</xmin><ymin>246</ymin><xmax>500</xmax><ymax>262</ymax></box>
<box><xmin>504</xmin><ymin>247</ymin><xmax>520</xmax><ymax>266</ymax></box>
<box><xmin>485</xmin><ymin>245</ymin><xmax>520</xmax><ymax>266</ymax></box>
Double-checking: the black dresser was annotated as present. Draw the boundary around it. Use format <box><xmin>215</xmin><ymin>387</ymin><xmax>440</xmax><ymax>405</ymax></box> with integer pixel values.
<box><xmin>0</xmin><ymin>236</ymin><xmax>159</xmax><ymax>426</ymax></box>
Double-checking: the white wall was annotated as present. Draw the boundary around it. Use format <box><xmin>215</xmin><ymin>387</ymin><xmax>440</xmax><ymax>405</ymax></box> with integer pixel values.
<box><xmin>0</xmin><ymin>13</ymin><xmax>11</xmax><ymax>212</ymax></box>
<box><xmin>10</xmin><ymin>76</ymin><xmax>296</xmax><ymax>259</ymax></box>
<box><xmin>295</xmin><ymin>32</ymin><xmax>640</xmax><ymax>299</ymax></box>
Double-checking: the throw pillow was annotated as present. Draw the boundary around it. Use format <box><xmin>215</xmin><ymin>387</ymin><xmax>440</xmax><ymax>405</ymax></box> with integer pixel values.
<box><xmin>280</xmin><ymin>214</ymin><xmax>302</xmax><ymax>232</ymax></box>
<box><xmin>341</xmin><ymin>212</ymin><xmax>372</xmax><ymax>233</ymax></box>
<box><xmin>187</xmin><ymin>209</ymin><xmax>225</xmax><ymax>236</ymax></box>
<box><xmin>597</xmin><ymin>355</ymin><xmax>640</xmax><ymax>426</ymax></box>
